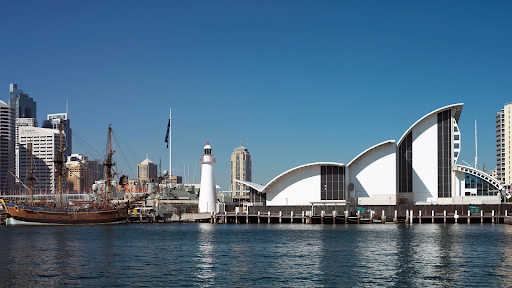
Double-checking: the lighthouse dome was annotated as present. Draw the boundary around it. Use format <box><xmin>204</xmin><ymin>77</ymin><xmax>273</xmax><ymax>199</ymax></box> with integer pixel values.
<box><xmin>203</xmin><ymin>142</ymin><xmax>212</xmax><ymax>155</ymax></box>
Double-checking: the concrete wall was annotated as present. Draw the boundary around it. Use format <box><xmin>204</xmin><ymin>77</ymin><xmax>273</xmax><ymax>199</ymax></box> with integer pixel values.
<box><xmin>265</xmin><ymin>165</ymin><xmax>323</xmax><ymax>206</ymax></box>
<box><xmin>348</xmin><ymin>141</ymin><xmax>396</xmax><ymax>205</ymax></box>
<box><xmin>411</xmin><ymin>113</ymin><xmax>438</xmax><ymax>203</ymax></box>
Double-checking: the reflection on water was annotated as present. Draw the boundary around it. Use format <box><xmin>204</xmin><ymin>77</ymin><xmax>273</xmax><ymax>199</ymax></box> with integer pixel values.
<box><xmin>196</xmin><ymin>224</ymin><xmax>216</xmax><ymax>285</ymax></box>
<box><xmin>1</xmin><ymin>224</ymin><xmax>512</xmax><ymax>287</ymax></box>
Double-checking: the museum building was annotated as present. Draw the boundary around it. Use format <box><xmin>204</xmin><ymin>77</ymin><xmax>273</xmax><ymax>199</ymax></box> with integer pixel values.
<box><xmin>237</xmin><ymin>104</ymin><xmax>504</xmax><ymax>207</ymax></box>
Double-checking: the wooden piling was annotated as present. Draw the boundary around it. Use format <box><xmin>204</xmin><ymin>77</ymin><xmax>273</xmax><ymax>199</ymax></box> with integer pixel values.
<box><xmin>345</xmin><ymin>210</ymin><xmax>348</xmax><ymax>224</ymax></box>
<box><xmin>257</xmin><ymin>211</ymin><xmax>260</xmax><ymax>224</ymax></box>
<box><xmin>268</xmin><ymin>211</ymin><xmax>271</xmax><ymax>224</ymax></box>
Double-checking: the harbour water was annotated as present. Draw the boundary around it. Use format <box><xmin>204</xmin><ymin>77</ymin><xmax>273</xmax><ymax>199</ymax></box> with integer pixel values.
<box><xmin>1</xmin><ymin>223</ymin><xmax>512</xmax><ymax>287</ymax></box>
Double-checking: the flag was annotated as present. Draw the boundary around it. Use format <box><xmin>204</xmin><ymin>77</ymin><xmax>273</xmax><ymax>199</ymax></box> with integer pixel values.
<box><xmin>164</xmin><ymin>118</ymin><xmax>170</xmax><ymax>148</ymax></box>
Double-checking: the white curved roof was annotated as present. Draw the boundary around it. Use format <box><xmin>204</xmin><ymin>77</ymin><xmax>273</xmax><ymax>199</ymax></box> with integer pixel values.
<box><xmin>204</xmin><ymin>144</ymin><xmax>211</xmax><ymax>149</ymax></box>
<box><xmin>263</xmin><ymin>162</ymin><xmax>345</xmax><ymax>193</ymax></box>
<box><xmin>347</xmin><ymin>140</ymin><xmax>396</xmax><ymax>167</ymax></box>
<box><xmin>397</xmin><ymin>103</ymin><xmax>464</xmax><ymax>146</ymax></box>
<box><xmin>454</xmin><ymin>164</ymin><xmax>503</xmax><ymax>191</ymax></box>
<box><xmin>234</xmin><ymin>180</ymin><xmax>265</xmax><ymax>192</ymax></box>
<box><xmin>0</xmin><ymin>100</ymin><xmax>7</xmax><ymax>106</ymax></box>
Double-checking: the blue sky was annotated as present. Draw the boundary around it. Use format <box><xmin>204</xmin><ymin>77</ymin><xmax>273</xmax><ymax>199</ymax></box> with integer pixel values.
<box><xmin>1</xmin><ymin>1</ymin><xmax>511</xmax><ymax>190</ymax></box>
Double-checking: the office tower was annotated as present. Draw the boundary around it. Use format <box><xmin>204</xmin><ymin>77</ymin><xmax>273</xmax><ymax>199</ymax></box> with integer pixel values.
<box><xmin>42</xmin><ymin>113</ymin><xmax>72</xmax><ymax>157</ymax></box>
<box><xmin>87</xmin><ymin>159</ymin><xmax>104</xmax><ymax>183</ymax></box>
<box><xmin>496</xmin><ymin>103</ymin><xmax>511</xmax><ymax>185</ymax></box>
<box><xmin>137</xmin><ymin>157</ymin><xmax>157</xmax><ymax>183</ymax></box>
<box><xmin>230</xmin><ymin>142</ymin><xmax>252</xmax><ymax>192</ymax></box>
<box><xmin>15</xmin><ymin>118</ymin><xmax>38</xmax><ymax>181</ymax></box>
<box><xmin>66</xmin><ymin>154</ymin><xmax>93</xmax><ymax>193</ymax></box>
<box><xmin>17</xmin><ymin>126</ymin><xmax>66</xmax><ymax>193</ymax></box>
<box><xmin>0</xmin><ymin>101</ymin><xmax>15</xmax><ymax>193</ymax></box>
<box><xmin>9</xmin><ymin>83</ymin><xmax>36</xmax><ymax>119</ymax></box>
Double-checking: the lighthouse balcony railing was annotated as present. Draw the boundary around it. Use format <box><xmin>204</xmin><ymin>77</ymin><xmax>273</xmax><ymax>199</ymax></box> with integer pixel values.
<box><xmin>199</xmin><ymin>158</ymin><xmax>217</xmax><ymax>163</ymax></box>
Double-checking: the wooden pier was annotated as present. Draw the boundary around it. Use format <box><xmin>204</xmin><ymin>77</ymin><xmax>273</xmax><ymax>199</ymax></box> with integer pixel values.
<box><xmin>209</xmin><ymin>208</ymin><xmax>510</xmax><ymax>224</ymax></box>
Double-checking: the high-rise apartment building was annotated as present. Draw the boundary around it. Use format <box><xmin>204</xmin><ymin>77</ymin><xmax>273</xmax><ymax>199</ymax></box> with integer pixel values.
<box><xmin>17</xmin><ymin>126</ymin><xmax>67</xmax><ymax>193</ymax></box>
<box><xmin>87</xmin><ymin>159</ymin><xmax>104</xmax><ymax>183</ymax></box>
<box><xmin>15</xmin><ymin>118</ymin><xmax>38</xmax><ymax>180</ymax></box>
<box><xmin>230</xmin><ymin>143</ymin><xmax>251</xmax><ymax>191</ymax></box>
<box><xmin>496</xmin><ymin>103</ymin><xmax>511</xmax><ymax>185</ymax></box>
<box><xmin>137</xmin><ymin>158</ymin><xmax>157</xmax><ymax>183</ymax></box>
<box><xmin>65</xmin><ymin>154</ymin><xmax>92</xmax><ymax>193</ymax></box>
<box><xmin>42</xmin><ymin>113</ymin><xmax>72</xmax><ymax>158</ymax></box>
<box><xmin>0</xmin><ymin>100</ymin><xmax>15</xmax><ymax>193</ymax></box>
<box><xmin>9</xmin><ymin>83</ymin><xmax>36</xmax><ymax>119</ymax></box>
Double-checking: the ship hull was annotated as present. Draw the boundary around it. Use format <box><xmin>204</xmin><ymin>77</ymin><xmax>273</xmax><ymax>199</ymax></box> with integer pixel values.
<box><xmin>2</xmin><ymin>202</ymin><xmax>128</xmax><ymax>226</ymax></box>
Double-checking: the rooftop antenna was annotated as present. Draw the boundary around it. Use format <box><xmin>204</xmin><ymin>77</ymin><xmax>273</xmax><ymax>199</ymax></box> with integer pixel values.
<box><xmin>475</xmin><ymin>119</ymin><xmax>478</xmax><ymax>169</ymax></box>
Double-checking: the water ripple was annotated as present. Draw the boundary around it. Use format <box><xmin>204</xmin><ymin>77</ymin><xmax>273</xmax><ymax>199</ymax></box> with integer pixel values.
<box><xmin>1</xmin><ymin>224</ymin><xmax>512</xmax><ymax>287</ymax></box>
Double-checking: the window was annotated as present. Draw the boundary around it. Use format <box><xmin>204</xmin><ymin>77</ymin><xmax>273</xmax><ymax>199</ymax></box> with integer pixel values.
<box><xmin>454</xmin><ymin>135</ymin><xmax>459</xmax><ymax>140</ymax></box>
<box><xmin>320</xmin><ymin>165</ymin><xmax>345</xmax><ymax>200</ymax></box>
<box><xmin>398</xmin><ymin>132</ymin><xmax>413</xmax><ymax>193</ymax></box>
<box><xmin>438</xmin><ymin>110</ymin><xmax>451</xmax><ymax>198</ymax></box>
<box><xmin>454</xmin><ymin>143</ymin><xmax>460</xmax><ymax>149</ymax></box>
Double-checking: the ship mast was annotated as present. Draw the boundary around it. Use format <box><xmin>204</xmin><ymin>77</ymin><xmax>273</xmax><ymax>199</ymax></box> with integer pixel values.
<box><xmin>104</xmin><ymin>125</ymin><xmax>115</xmax><ymax>204</ymax></box>
<box><xmin>54</xmin><ymin>120</ymin><xmax>66</xmax><ymax>205</ymax></box>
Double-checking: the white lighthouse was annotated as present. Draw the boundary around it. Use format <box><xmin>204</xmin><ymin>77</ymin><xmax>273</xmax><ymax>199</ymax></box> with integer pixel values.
<box><xmin>199</xmin><ymin>142</ymin><xmax>217</xmax><ymax>213</ymax></box>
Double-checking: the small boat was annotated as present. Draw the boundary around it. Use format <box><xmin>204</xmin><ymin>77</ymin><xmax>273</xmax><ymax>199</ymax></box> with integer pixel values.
<box><xmin>0</xmin><ymin>123</ymin><xmax>128</xmax><ymax>225</ymax></box>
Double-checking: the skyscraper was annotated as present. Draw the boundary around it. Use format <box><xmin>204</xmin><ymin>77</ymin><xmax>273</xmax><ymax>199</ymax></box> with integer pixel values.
<box><xmin>17</xmin><ymin>126</ymin><xmax>67</xmax><ymax>193</ymax></box>
<box><xmin>496</xmin><ymin>103</ymin><xmax>511</xmax><ymax>185</ymax></box>
<box><xmin>42</xmin><ymin>113</ymin><xmax>72</xmax><ymax>158</ymax></box>
<box><xmin>230</xmin><ymin>142</ymin><xmax>251</xmax><ymax>191</ymax></box>
<box><xmin>9</xmin><ymin>83</ymin><xmax>36</xmax><ymax>119</ymax></box>
<box><xmin>137</xmin><ymin>157</ymin><xmax>157</xmax><ymax>183</ymax></box>
<box><xmin>87</xmin><ymin>159</ymin><xmax>104</xmax><ymax>183</ymax></box>
<box><xmin>0</xmin><ymin>100</ymin><xmax>15</xmax><ymax>193</ymax></box>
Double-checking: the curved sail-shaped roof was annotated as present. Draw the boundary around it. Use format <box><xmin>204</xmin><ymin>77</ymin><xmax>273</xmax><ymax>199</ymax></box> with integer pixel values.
<box><xmin>248</xmin><ymin>162</ymin><xmax>345</xmax><ymax>194</ymax></box>
<box><xmin>347</xmin><ymin>140</ymin><xmax>396</xmax><ymax>167</ymax></box>
<box><xmin>397</xmin><ymin>103</ymin><xmax>463</xmax><ymax>146</ymax></box>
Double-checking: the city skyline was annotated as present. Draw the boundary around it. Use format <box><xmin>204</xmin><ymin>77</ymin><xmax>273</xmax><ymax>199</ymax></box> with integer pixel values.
<box><xmin>1</xmin><ymin>1</ymin><xmax>511</xmax><ymax>190</ymax></box>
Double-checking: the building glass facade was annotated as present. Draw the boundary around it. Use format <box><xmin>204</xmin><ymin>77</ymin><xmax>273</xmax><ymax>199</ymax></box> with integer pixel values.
<box><xmin>465</xmin><ymin>173</ymin><xmax>500</xmax><ymax>196</ymax></box>
<box><xmin>438</xmin><ymin>110</ymin><xmax>452</xmax><ymax>198</ymax></box>
<box><xmin>320</xmin><ymin>165</ymin><xmax>345</xmax><ymax>200</ymax></box>
<box><xmin>398</xmin><ymin>132</ymin><xmax>413</xmax><ymax>193</ymax></box>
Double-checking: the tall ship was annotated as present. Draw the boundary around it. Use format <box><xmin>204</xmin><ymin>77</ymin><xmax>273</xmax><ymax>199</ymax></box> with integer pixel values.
<box><xmin>0</xmin><ymin>123</ymin><xmax>128</xmax><ymax>225</ymax></box>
